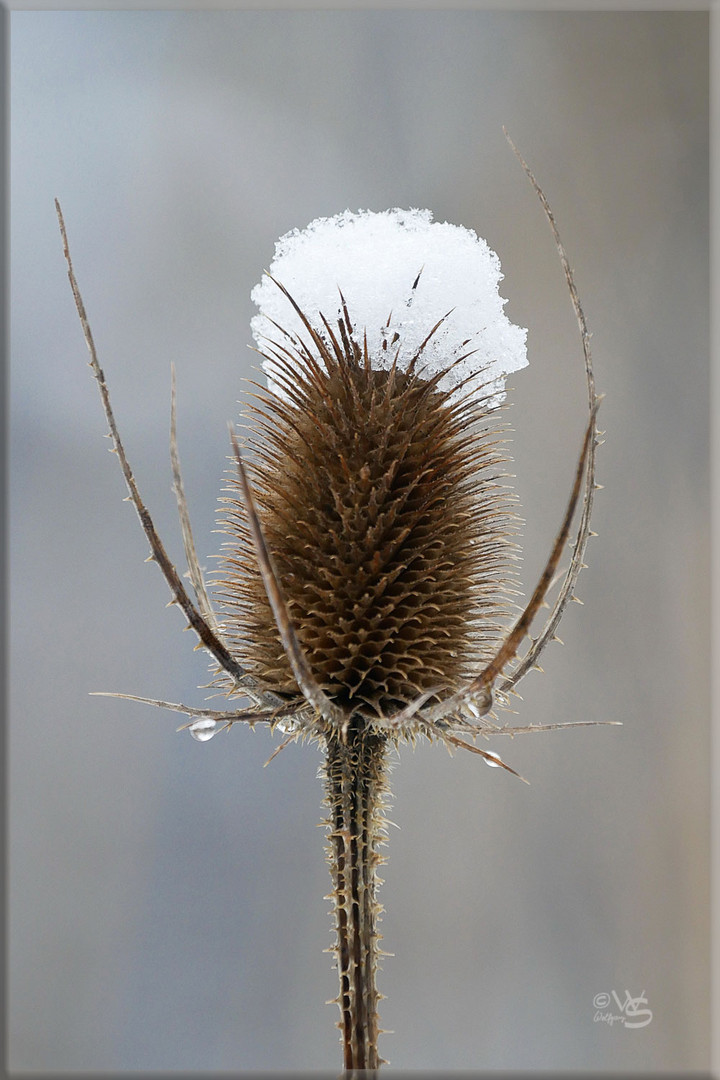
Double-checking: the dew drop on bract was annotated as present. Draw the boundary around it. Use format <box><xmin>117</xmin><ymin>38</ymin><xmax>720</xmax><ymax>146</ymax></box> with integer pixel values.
<box><xmin>189</xmin><ymin>718</ymin><xmax>222</xmax><ymax>742</ymax></box>
<box><xmin>483</xmin><ymin>750</ymin><xmax>502</xmax><ymax>768</ymax></box>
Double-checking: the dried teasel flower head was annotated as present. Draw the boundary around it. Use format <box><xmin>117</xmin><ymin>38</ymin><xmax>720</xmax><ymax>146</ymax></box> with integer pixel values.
<box><xmin>57</xmin><ymin>148</ymin><xmax>606</xmax><ymax>1071</ymax></box>
<box><xmin>215</xmin><ymin>209</ymin><xmax>530</xmax><ymax>740</ymax></box>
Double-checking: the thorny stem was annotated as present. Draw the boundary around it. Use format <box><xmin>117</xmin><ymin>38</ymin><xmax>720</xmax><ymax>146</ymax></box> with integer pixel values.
<box><xmin>324</xmin><ymin>730</ymin><xmax>389</xmax><ymax>1074</ymax></box>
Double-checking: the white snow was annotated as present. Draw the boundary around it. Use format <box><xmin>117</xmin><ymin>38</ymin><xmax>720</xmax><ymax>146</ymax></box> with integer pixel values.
<box><xmin>250</xmin><ymin>208</ymin><xmax>527</xmax><ymax>407</ymax></box>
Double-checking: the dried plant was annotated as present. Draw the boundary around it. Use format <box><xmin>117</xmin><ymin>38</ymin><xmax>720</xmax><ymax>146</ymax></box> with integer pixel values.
<box><xmin>57</xmin><ymin>137</ymin><xmax>610</xmax><ymax>1074</ymax></box>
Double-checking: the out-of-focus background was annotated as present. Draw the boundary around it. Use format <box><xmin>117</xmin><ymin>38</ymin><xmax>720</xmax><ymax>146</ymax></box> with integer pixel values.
<box><xmin>10</xmin><ymin>9</ymin><xmax>709</xmax><ymax>1073</ymax></box>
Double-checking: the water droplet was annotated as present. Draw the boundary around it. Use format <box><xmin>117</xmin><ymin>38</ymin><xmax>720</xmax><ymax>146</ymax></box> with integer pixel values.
<box><xmin>189</xmin><ymin>718</ymin><xmax>222</xmax><ymax>742</ymax></box>
<box><xmin>483</xmin><ymin>750</ymin><xmax>502</xmax><ymax>768</ymax></box>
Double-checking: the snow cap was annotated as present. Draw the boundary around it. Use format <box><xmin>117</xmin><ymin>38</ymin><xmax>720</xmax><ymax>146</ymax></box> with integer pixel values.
<box><xmin>251</xmin><ymin>208</ymin><xmax>527</xmax><ymax>407</ymax></box>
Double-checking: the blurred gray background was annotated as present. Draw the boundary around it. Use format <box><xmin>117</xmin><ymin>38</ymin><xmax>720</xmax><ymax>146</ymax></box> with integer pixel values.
<box><xmin>10</xmin><ymin>9</ymin><xmax>709</xmax><ymax>1073</ymax></box>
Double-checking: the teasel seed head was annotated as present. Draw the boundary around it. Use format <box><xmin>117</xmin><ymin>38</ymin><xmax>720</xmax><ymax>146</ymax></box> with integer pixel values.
<box><xmin>215</xmin><ymin>209</ymin><xmax>528</xmax><ymax>739</ymax></box>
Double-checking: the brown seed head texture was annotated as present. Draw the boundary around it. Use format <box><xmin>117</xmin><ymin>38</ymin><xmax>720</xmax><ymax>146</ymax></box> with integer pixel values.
<box><xmin>216</xmin><ymin>301</ymin><xmax>519</xmax><ymax>729</ymax></box>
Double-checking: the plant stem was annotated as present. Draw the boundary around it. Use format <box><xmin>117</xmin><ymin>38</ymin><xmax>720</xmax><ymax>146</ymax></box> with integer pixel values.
<box><xmin>324</xmin><ymin>729</ymin><xmax>389</xmax><ymax>1074</ymax></box>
